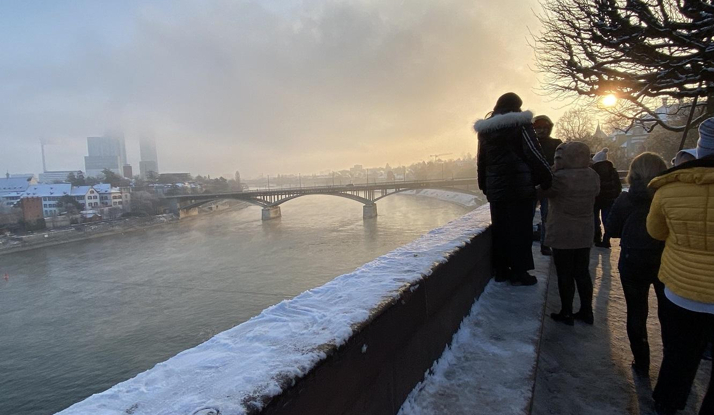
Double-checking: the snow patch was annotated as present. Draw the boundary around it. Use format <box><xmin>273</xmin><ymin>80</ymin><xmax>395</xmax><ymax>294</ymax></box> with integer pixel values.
<box><xmin>398</xmin><ymin>248</ymin><xmax>549</xmax><ymax>415</ymax></box>
<box><xmin>399</xmin><ymin>188</ymin><xmax>485</xmax><ymax>208</ymax></box>
<box><xmin>57</xmin><ymin>205</ymin><xmax>493</xmax><ymax>415</ymax></box>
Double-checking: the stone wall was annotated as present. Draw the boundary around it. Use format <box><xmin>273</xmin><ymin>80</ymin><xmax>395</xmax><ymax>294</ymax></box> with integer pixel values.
<box><xmin>261</xmin><ymin>227</ymin><xmax>492</xmax><ymax>415</ymax></box>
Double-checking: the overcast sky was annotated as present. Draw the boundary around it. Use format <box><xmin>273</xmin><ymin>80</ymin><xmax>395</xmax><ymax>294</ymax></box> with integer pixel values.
<box><xmin>0</xmin><ymin>0</ymin><xmax>567</xmax><ymax>179</ymax></box>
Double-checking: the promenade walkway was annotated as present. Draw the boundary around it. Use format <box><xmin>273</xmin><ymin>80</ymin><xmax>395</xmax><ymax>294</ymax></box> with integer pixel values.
<box><xmin>400</xmin><ymin>243</ymin><xmax>712</xmax><ymax>414</ymax></box>
<box><xmin>532</xmin><ymin>244</ymin><xmax>711</xmax><ymax>415</ymax></box>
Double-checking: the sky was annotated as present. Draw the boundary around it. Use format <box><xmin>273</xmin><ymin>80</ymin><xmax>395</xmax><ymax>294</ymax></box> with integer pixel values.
<box><xmin>0</xmin><ymin>0</ymin><xmax>568</xmax><ymax>179</ymax></box>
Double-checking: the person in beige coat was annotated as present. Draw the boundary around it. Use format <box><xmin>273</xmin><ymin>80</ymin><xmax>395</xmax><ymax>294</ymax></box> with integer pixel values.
<box><xmin>541</xmin><ymin>141</ymin><xmax>601</xmax><ymax>325</ymax></box>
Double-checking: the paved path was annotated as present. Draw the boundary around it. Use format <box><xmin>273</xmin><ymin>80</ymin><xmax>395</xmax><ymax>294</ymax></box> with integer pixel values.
<box><xmin>532</xmin><ymin>244</ymin><xmax>712</xmax><ymax>415</ymax></box>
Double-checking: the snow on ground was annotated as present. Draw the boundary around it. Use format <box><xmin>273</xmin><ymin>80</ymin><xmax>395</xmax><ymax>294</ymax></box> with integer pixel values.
<box><xmin>57</xmin><ymin>206</ymin><xmax>492</xmax><ymax>415</ymax></box>
<box><xmin>399</xmin><ymin>189</ymin><xmax>485</xmax><ymax>208</ymax></box>
<box><xmin>398</xmin><ymin>246</ymin><xmax>550</xmax><ymax>415</ymax></box>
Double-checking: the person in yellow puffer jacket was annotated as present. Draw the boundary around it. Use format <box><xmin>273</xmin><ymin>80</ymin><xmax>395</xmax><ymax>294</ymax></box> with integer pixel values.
<box><xmin>647</xmin><ymin>117</ymin><xmax>714</xmax><ymax>415</ymax></box>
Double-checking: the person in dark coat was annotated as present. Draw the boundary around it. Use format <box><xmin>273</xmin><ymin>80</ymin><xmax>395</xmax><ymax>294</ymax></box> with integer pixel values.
<box><xmin>533</xmin><ymin>115</ymin><xmax>563</xmax><ymax>256</ymax></box>
<box><xmin>591</xmin><ymin>148</ymin><xmax>622</xmax><ymax>247</ymax></box>
<box><xmin>605</xmin><ymin>152</ymin><xmax>668</xmax><ymax>377</ymax></box>
<box><xmin>474</xmin><ymin>92</ymin><xmax>553</xmax><ymax>286</ymax></box>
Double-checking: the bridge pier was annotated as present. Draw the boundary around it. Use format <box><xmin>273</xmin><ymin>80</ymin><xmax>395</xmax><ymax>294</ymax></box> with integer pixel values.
<box><xmin>363</xmin><ymin>203</ymin><xmax>377</xmax><ymax>219</ymax></box>
<box><xmin>262</xmin><ymin>206</ymin><xmax>282</xmax><ymax>221</ymax></box>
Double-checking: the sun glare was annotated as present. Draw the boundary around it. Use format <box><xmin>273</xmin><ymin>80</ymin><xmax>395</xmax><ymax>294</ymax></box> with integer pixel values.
<box><xmin>602</xmin><ymin>94</ymin><xmax>618</xmax><ymax>107</ymax></box>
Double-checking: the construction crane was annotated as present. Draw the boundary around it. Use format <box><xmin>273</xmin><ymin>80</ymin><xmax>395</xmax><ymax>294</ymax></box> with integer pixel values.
<box><xmin>429</xmin><ymin>153</ymin><xmax>452</xmax><ymax>162</ymax></box>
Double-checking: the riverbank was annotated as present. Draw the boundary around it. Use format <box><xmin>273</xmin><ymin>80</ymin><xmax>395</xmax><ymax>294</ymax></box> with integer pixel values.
<box><xmin>0</xmin><ymin>214</ymin><xmax>179</xmax><ymax>256</ymax></box>
<box><xmin>0</xmin><ymin>201</ymin><xmax>248</xmax><ymax>256</ymax></box>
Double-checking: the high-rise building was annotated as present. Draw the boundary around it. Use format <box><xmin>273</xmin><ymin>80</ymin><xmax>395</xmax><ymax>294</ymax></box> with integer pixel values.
<box><xmin>122</xmin><ymin>165</ymin><xmax>133</xmax><ymax>179</ymax></box>
<box><xmin>84</xmin><ymin>135</ymin><xmax>127</xmax><ymax>178</ymax></box>
<box><xmin>139</xmin><ymin>137</ymin><xmax>159</xmax><ymax>179</ymax></box>
<box><xmin>38</xmin><ymin>170</ymin><xmax>82</xmax><ymax>184</ymax></box>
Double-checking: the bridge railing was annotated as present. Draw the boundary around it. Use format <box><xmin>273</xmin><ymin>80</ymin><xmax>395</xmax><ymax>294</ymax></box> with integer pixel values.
<box><xmin>162</xmin><ymin>177</ymin><xmax>479</xmax><ymax>200</ymax></box>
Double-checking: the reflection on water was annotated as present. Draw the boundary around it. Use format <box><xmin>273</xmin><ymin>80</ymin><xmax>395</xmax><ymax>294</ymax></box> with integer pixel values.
<box><xmin>0</xmin><ymin>195</ymin><xmax>475</xmax><ymax>414</ymax></box>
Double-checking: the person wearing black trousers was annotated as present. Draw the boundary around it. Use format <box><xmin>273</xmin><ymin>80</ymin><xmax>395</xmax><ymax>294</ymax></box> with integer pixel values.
<box><xmin>540</xmin><ymin>141</ymin><xmax>600</xmax><ymax>325</ymax></box>
<box><xmin>474</xmin><ymin>93</ymin><xmax>553</xmax><ymax>286</ymax></box>
<box><xmin>591</xmin><ymin>148</ymin><xmax>622</xmax><ymax>248</ymax></box>
<box><xmin>605</xmin><ymin>152</ymin><xmax>668</xmax><ymax>377</ymax></box>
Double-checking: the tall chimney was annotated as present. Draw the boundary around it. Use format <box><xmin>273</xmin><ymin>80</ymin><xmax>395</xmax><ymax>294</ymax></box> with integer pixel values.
<box><xmin>40</xmin><ymin>139</ymin><xmax>47</xmax><ymax>172</ymax></box>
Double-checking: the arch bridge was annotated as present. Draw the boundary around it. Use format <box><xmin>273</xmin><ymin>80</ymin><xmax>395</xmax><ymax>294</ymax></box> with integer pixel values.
<box><xmin>163</xmin><ymin>178</ymin><xmax>480</xmax><ymax>220</ymax></box>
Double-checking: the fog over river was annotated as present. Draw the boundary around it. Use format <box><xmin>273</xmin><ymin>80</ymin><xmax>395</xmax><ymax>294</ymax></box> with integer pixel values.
<box><xmin>0</xmin><ymin>194</ymin><xmax>476</xmax><ymax>415</ymax></box>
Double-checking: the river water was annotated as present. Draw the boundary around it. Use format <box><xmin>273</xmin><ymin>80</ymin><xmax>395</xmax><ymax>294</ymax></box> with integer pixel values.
<box><xmin>0</xmin><ymin>195</ymin><xmax>476</xmax><ymax>415</ymax></box>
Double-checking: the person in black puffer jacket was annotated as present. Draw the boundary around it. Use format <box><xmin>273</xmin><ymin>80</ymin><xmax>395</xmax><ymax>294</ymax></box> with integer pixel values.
<box><xmin>591</xmin><ymin>148</ymin><xmax>622</xmax><ymax>247</ymax></box>
<box><xmin>605</xmin><ymin>152</ymin><xmax>667</xmax><ymax>377</ymax></box>
<box><xmin>475</xmin><ymin>92</ymin><xmax>553</xmax><ymax>286</ymax></box>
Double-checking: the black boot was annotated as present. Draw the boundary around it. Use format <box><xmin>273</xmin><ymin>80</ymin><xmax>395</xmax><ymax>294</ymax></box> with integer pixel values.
<box><xmin>550</xmin><ymin>311</ymin><xmax>574</xmax><ymax>326</ymax></box>
<box><xmin>510</xmin><ymin>272</ymin><xmax>537</xmax><ymax>286</ymax></box>
<box><xmin>493</xmin><ymin>268</ymin><xmax>510</xmax><ymax>283</ymax></box>
<box><xmin>573</xmin><ymin>309</ymin><xmax>594</xmax><ymax>325</ymax></box>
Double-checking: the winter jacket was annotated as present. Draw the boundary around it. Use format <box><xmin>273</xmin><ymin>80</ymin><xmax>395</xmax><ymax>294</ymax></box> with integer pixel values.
<box><xmin>647</xmin><ymin>157</ymin><xmax>714</xmax><ymax>303</ymax></box>
<box><xmin>475</xmin><ymin>110</ymin><xmax>553</xmax><ymax>202</ymax></box>
<box><xmin>591</xmin><ymin>160</ymin><xmax>622</xmax><ymax>207</ymax></box>
<box><xmin>543</xmin><ymin>142</ymin><xmax>601</xmax><ymax>249</ymax></box>
<box><xmin>538</xmin><ymin>136</ymin><xmax>563</xmax><ymax>166</ymax></box>
<box><xmin>606</xmin><ymin>179</ymin><xmax>664</xmax><ymax>267</ymax></box>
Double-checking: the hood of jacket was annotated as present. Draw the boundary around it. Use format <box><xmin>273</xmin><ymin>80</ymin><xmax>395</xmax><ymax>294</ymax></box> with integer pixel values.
<box><xmin>474</xmin><ymin>110</ymin><xmax>533</xmax><ymax>134</ymax></box>
<box><xmin>554</xmin><ymin>141</ymin><xmax>591</xmax><ymax>170</ymax></box>
<box><xmin>649</xmin><ymin>157</ymin><xmax>714</xmax><ymax>190</ymax></box>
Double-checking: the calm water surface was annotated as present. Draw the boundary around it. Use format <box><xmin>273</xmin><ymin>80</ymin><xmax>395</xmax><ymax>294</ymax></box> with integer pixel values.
<box><xmin>0</xmin><ymin>195</ymin><xmax>475</xmax><ymax>414</ymax></box>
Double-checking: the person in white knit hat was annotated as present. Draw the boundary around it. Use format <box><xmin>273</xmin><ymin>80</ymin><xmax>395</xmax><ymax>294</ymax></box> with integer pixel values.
<box><xmin>591</xmin><ymin>148</ymin><xmax>622</xmax><ymax>248</ymax></box>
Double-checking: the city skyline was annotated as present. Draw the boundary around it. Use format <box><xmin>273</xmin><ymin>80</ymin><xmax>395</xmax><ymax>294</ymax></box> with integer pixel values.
<box><xmin>1</xmin><ymin>0</ymin><xmax>568</xmax><ymax>179</ymax></box>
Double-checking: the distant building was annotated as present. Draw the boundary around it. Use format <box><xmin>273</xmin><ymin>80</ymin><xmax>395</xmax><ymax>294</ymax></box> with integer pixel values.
<box><xmin>9</xmin><ymin>173</ymin><xmax>37</xmax><ymax>182</ymax></box>
<box><xmin>92</xmin><ymin>183</ymin><xmax>128</xmax><ymax>209</ymax></box>
<box><xmin>158</xmin><ymin>173</ymin><xmax>192</xmax><ymax>183</ymax></box>
<box><xmin>22</xmin><ymin>184</ymin><xmax>72</xmax><ymax>217</ymax></box>
<box><xmin>139</xmin><ymin>160</ymin><xmax>159</xmax><ymax>180</ymax></box>
<box><xmin>17</xmin><ymin>183</ymin><xmax>130</xmax><ymax>218</ymax></box>
<box><xmin>0</xmin><ymin>176</ymin><xmax>35</xmax><ymax>207</ymax></box>
<box><xmin>85</xmin><ymin>135</ymin><xmax>127</xmax><ymax>178</ymax></box>
<box><xmin>38</xmin><ymin>170</ymin><xmax>82</xmax><ymax>184</ymax></box>
<box><xmin>139</xmin><ymin>137</ymin><xmax>159</xmax><ymax>179</ymax></box>
<box><xmin>0</xmin><ymin>176</ymin><xmax>33</xmax><ymax>195</ymax></box>
<box><xmin>71</xmin><ymin>186</ymin><xmax>99</xmax><ymax>210</ymax></box>
<box><xmin>20</xmin><ymin>197</ymin><xmax>44</xmax><ymax>223</ymax></box>
<box><xmin>123</xmin><ymin>164</ymin><xmax>133</xmax><ymax>179</ymax></box>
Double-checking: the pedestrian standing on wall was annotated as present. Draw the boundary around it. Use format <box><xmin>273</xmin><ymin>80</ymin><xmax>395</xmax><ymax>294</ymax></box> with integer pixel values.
<box><xmin>532</xmin><ymin>115</ymin><xmax>563</xmax><ymax>256</ymax></box>
<box><xmin>649</xmin><ymin>118</ymin><xmax>714</xmax><ymax>415</ymax></box>
<box><xmin>540</xmin><ymin>141</ymin><xmax>600</xmax><ymax>325</ymax></box>
<box><xmin>605</xmin><ymin>152</ymin><xmax>668</xmax><ymax>377</ymax></box>
<box><xmin>591</xmin><ymin>148</ymin><xmax>622</xmax><ymax>248</ymax></box>
<box><xmin>474</xmin><ymin>92</ymin><xmax>553</xmax><ymax>286</ymax></box>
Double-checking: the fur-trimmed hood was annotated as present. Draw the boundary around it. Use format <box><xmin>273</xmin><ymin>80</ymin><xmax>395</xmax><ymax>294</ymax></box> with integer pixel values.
<box><xmin>474</xmin><ymin>110</ymin><xmax>534</xmax><ymax>134</ymax></box>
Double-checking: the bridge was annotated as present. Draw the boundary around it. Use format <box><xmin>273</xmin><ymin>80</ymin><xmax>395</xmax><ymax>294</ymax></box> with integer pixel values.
<box><xmin>162</xmin><ymin>178</ymin><xmax>480</xmax><ymax>220</ymax></box>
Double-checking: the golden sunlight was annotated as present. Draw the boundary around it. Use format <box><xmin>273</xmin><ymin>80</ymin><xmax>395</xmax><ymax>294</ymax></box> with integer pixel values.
<box><xmin>601</xmin><ymin>94</ymin><xmax>618</xmax><ymax>107</ymax></box>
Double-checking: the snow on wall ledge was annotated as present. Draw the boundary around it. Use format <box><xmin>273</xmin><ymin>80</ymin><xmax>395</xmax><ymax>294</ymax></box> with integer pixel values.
<box><xmin>58</xmin><ymin>205</ymin><xmax>493</xmax><ymax>415</ymax></box>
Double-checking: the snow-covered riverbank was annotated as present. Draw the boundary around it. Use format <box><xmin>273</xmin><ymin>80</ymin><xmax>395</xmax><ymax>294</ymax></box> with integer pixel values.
<box><xmin>399</xmin><ymin>189</ymin><xmax>485</xmax><ymax>208</ymax></box>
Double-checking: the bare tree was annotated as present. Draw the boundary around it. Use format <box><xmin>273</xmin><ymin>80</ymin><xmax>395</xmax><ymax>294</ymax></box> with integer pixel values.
<box><xmin>557</xmin><ymin>107</ymin><xmax>596</xmax><ymax>141</ymax></box>
<box><xmin>534</xmin><ymin>0</ymin><xmax>713</xmax><ymax>132</ymax></box>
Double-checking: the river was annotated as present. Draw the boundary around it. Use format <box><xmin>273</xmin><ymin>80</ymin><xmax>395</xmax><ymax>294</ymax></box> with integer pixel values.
<box><xmin>0</xmin><ymin>194</ymin><xmax>476</xmax><ymax>414</ymax></box>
